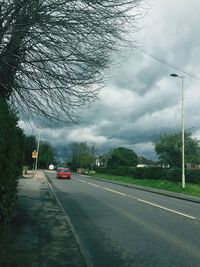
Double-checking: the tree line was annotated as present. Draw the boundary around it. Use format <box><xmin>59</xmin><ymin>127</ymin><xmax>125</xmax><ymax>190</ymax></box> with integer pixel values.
<box><xmin>69</xmin><ymin>134</ymin><xmax>200</xmax><ymax>185</ymax></box>
<box><xmin>68</xmin><ymin>133</ymin><xmax>200</xmax><ymax>170</ymax></box>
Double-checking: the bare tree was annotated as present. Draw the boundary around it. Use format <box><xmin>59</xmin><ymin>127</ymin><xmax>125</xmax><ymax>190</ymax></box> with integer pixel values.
<box><xmin>0</xmin><ymin>0</ymin><xmax>143</xmax><ymax>123</ymax></box>
<box><xmin>69</xmin><ymin>142</ymin><xmax>96</xmax><ymax>169</ymax></box>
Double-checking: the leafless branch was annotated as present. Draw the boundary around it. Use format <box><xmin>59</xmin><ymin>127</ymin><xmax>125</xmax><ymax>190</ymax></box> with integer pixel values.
<box><xmin>0</xmin><ymin>0</ymin><xmax>144</xmax><ymax>123</ymax></box>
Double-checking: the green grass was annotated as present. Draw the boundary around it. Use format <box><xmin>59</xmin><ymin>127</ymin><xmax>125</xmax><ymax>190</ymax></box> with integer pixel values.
<box><xmin>91</xmin><ymin>173</ymin><xmax>200</xmax><ymax>197</ymax></box>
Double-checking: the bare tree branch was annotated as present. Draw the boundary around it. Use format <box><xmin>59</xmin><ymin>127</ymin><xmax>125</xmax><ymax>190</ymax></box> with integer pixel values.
<box><xmin>0</xmin><ymin>0</ymin><xmax>144</xmax><ymax>123</ymax></box>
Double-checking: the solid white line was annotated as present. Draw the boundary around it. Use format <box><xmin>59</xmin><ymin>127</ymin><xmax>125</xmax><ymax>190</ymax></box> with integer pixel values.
<box><xmin>103</xmin><ymin>187</ymin><xmax>127</xmax><ymax>196</ymax></box>
<box><xmin>137</xmin><ymin>198</ymin><xmax>196</xmax><ymax>220</ymax></box>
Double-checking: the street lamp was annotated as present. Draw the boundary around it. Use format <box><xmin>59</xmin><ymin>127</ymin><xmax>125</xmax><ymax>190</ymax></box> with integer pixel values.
<box><xmin>170</xmin><ymin>73</ymin><xmax>185</xmax><ymax>188</ymax></box>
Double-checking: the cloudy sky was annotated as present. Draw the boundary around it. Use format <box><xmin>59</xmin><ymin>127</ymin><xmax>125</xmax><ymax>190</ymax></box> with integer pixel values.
<box><xmin>20</xmin><ymin>0</ymin><xmax>200</xmax><ymax>160</ymax></box>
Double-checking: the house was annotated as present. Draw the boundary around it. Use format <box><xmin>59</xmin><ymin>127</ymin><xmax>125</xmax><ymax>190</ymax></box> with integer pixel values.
<box><xmin>137</xmin><ymin>156</ymin><xmax>157</xmax><ymax>168</ymax></box>
<box><xmin>95</xmin><ymin>155</ymin><xmax>108</xmax><ymax>167</ymax></box>
<box><xmin>186</xmin><ymin>163</ymin><xmax>200</xmax><ymax>169</ymax></box>
<box><xmin>137</xmin><ymin>164</ymin><xmax>148</xmax><ymax>168</ymax></box>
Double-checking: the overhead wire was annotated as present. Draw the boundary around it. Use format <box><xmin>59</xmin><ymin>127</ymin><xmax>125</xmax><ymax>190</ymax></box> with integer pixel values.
<box><xmin>131</xmin><ymin>45</ymin><xmax>200</xmax><ymax>80</ymax></box>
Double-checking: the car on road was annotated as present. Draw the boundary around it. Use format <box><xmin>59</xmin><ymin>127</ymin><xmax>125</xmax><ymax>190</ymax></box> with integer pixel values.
<box><xmin>57</xmin><ymin>167</ymin><xmax>72</xmax><ymax>179</ymax></box>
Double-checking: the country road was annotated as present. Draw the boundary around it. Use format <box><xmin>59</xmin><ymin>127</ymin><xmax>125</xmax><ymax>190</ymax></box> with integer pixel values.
<box><xmin>45</xmin><ymin>171</ymin><xmax>200</xmax><ymax>267</ymax></box>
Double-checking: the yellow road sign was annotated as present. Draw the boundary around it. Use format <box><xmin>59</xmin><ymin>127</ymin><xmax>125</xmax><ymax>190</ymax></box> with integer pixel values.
<box><xmin>32</xmin><ymin>150</ymin><xmax>38</xmax><ymax>159</ymax></box>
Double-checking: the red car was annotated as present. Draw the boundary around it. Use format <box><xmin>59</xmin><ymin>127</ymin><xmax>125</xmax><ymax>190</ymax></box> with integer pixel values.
<box><xmin>57</xmin><ymin>168</ymin><xmax>72</xmax><ymax>179</ymax></box>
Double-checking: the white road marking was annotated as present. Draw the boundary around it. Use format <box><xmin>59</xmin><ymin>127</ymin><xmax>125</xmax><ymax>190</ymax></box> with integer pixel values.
<box><xmin>77</xmin><ymin>178</ymin><xmax>125</xmax><ymax>195</ymax></box>
<box><xmin>79</xmin><ymin>179</ymin><xmax>87</xmax><ymax>183</ymax></box>
<box><xmin>103</xmin><ymin>187</ymin><xmax>127</xmax><ymax>196</ymax></box>
<box><xmin>76</xmin><ymin>178</ymin><xmax>197</xmax><ymax>220</ymax></box>
<box><xmin>137</xmin><ymin>198</ymin><xmax>196</xmax><ymax>220</ymax></box>
<box><xmin>87</xmin><ymin>182</ymin><xmax>100</xmax><ymax>188</ymax></box>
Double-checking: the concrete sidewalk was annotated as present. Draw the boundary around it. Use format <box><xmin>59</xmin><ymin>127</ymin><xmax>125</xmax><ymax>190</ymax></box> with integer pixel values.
<box><xmin>0</xmin><ymin>171</ymin><xmax>88</xmax><ymax>267</ymax></box>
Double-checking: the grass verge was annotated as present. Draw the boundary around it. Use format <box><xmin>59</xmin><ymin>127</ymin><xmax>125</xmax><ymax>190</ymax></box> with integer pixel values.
<box><xmin>91</xmin><ymin>173</ymin><xmax>200</xmax><ymax>197</ymax></box>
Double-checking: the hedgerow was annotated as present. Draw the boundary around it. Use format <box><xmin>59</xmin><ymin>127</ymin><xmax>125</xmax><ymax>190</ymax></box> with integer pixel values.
<box><xmin>95</xmin><ymin>166</ymin><xmax>200</xmax><ymax>184</ymax></box>
<box><xmin>0</xmin><ymin>98</ymin><xmax>24</xmax><ymax>223</ymax></box>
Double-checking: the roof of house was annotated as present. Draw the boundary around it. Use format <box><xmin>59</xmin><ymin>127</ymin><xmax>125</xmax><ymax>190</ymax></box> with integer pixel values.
<box><xmin>138</xmin><ymin>156</ymin><xmax>157</xmax><ymax>165</ymax></box>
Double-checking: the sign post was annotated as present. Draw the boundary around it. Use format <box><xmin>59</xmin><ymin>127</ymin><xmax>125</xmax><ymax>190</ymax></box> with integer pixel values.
<box><xmin>32</xmin><ymin>150</ymin><xmax>38</xmax><ymax>171</ymax></box>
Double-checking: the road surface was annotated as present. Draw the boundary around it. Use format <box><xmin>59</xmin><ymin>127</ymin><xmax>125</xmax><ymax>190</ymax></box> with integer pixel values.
<box><xmin>46</xmin><ymin>171</ymin><xmax>200</xmax><ymax>267</ymax></box>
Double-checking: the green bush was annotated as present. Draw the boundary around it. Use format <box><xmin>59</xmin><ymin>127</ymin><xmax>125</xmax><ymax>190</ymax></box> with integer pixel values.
<box><xmin>88</xmin><ymin>170</ymin><xmax>96</xmax><ymax>175</ymax></box>
<box><xmin>166</xmin><ymin>168</ymin><xmax>181</xmax><ymax>182</ymax></box>
<box><xmin>166</xmin><ymin>168</ymin><xmax>200</xmax><ymax>183</ymax></box>
<box><xmin>95</xmin><ymin>166</ymin><xmax>131</xmax><ymax>176</ymax></box>
<box><xmin>130</xmin><ymin>167</ymin><xmax>167</xmax><ymax>180</ymax></box>
<box><xmin>185</xmin><ymin>169</ymin><xmax>200</xmax><ymax>183</ymax></box>
<box><xmin>0</xmin><ymin>98</ymin><xmax>24</xmax><ymax>223</ymax></box>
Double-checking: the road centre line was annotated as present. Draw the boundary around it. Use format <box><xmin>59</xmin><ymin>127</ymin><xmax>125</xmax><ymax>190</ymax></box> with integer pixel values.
<box><xmin>79</xmin><ymin>179</ymin><xmax>87</xmax><ymax>183</ymax></box>
<box><xmin>87</xmin><ymin>182</ymin><xmax>100</xmax><ymax>188</ymax></box>
<box><xmin>77</xmin><ymin>178</ymin><xmax>197</xmax><ymax>220</ymax></box>
<box><xmin>137</xmin><ymin>198</ymin><xmax>196</xmax><ymax>220</ymax></box>
<box><xmin>79</xmin><ymin>180</ymin><xmax>101</xmax><ymax>188</ymax></box>
<box><xmin>78</xmin><ymin>179</ymin><xmax>126</xmax><ymax>195</ymax></box>
<box><xmin>102</xmin><ymin>187</ymin><xmax>127</xmax><ymax>196</ymax></box>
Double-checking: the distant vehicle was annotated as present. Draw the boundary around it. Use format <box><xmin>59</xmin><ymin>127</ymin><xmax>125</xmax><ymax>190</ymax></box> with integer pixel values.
<box><xmin>57</xmin><ymin>167</ymin><xmax>71</xmax><ymax>179</ymax></box>
<box><xmin>49</xmin><ymin>164</ymin><xmax>55</xmax><ymax>170</ymax></box>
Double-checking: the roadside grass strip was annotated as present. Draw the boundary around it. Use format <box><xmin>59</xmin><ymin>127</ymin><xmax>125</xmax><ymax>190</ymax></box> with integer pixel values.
<box><xmin>91</xmin><ymin>173</ymin><xmax>200</xmax><ymax>197</ymax></box>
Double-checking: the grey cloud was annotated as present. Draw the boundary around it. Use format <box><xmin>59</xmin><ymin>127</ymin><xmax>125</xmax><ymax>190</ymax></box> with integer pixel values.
<box><xmin>20</xmin><ymin>0</ymin><xmax>200</xmax><ymax>160</ymax></box>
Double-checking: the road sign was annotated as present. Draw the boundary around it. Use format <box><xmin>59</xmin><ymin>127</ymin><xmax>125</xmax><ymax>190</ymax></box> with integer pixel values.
<box><xmin>32</xmin><ymin>150</ymin><xmax>38</xmax><ymax>159</ymax></box>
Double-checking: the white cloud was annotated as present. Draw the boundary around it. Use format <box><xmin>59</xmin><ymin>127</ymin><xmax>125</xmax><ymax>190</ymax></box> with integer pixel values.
<box><xmin>67</xmin><ymin>127</ymin><xmax>107</xmax><ymax>144</ymax></box>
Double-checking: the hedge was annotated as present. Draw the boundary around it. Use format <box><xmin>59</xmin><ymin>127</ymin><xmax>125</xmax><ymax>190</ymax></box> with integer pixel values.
<box><xmin>0</xmin><ymin>98</ymin><xmax>24</xmax><ymax>223</ymax></box>
<box><xmin>95</xmin><ymin>166</ymin><xmax>200</xmax><ymax>184</ymax></box>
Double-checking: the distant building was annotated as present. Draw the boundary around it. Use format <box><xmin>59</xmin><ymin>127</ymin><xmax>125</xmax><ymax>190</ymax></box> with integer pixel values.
<box><xmin>186</xmin><ymin>163</ymin><xmax>200</xmax><ymax>169</ymax></box>
<box><xmin>137</xmin><ymin>156</ymin><xmax>157</xmax><ymax>167</ymax></box>
<box><xmin>95</xmin><ymin>155</ymin><xmax>108</xmax><ymax>167</ymax></box>
<box><xmin>136</xmin><ymin>164</ymin><xmax>148</xmax><ymax>168</ymax></box>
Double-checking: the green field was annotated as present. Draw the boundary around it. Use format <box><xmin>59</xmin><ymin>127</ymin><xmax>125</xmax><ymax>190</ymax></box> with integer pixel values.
<box><xmin>91</xmin><ymin>173</ymin><xmax>200</xmax><ymax>197</ymax></box>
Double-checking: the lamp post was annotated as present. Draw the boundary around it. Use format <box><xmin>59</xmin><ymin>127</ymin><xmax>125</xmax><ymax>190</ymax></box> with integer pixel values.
<box><xmin>170</xmin><ymin>73</ymin><xmax>185</xmax><ymax>188</ymax></box>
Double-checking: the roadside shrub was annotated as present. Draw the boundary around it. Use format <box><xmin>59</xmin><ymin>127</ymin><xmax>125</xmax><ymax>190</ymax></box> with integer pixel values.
<box><xmin>0</xmin><ymin>98</ymin><xmax>24</xmax><ymax>223</ymax></box>
<box><xmin>95</xmin><ymin>166</ymin><xmax>167</xmax><ymax>180</ymax></box>
<box><xmin>166</xmin><ymin>168</ymin><xmax>181</xmax><ymax>182</ymax></box>
<box><xmin>165</xmin><ymin>168</ymin><xmax>200</xmax><ymax>184</ymax></box>
<box><xmin>130</xmin><ymin>167</ymin><xmax>167</xmax><ymax>180</ymax></box>
<box><xmin>108</xmin><ymin>166</ymin><xmax>130</xmax><ymax>176</ymax></box>
<box><xmin>185</xmin><ymin>169</ymin><xmax>200</xmax><ymax>183</ymax></box>
<box><xmin>88</xmin><ymin>170</ymin><xmax>96</xmax><ymax>175</ymax></box>
<box><xmin>95</xmin><ymin>166</ymin><xmax>131</xmax><ymax>176</ymax></box>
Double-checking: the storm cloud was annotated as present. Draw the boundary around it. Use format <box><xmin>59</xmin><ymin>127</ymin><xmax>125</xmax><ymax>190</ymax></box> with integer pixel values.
<box><xmin>20</xmin><ymin>0</ymin><xmax>200</xmax><ymax>160</ymax></box>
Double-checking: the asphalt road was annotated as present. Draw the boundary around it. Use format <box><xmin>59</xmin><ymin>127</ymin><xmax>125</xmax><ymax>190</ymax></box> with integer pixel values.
<box><xmin>46</xmin><ymin>171</ymin><xmax>200</xmax><ymax>267</ymax></box>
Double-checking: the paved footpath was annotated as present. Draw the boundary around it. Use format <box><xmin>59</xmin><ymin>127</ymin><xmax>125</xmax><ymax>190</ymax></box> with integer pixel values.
<box><xmin>0</xmin><ymin>171</ymin><xmax>88</xmax><ymax>267</ymax></box>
